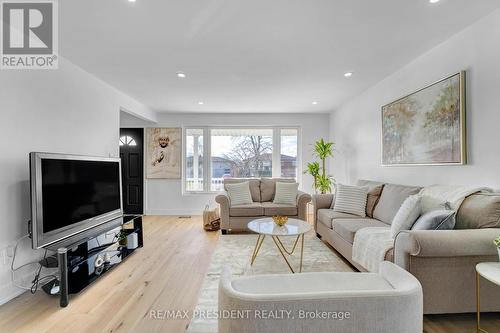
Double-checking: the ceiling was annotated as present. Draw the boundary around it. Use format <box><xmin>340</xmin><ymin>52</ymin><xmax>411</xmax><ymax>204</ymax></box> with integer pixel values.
<box><xmin>60</xmin><ymin>0</ymin><xmax>500</xmax><ymax>113</ymax></box>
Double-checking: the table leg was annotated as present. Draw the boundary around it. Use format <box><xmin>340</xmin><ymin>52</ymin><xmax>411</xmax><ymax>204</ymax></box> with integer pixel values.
<box><xmin>272</xmin><ymin>236</ymin><xmax>295</xmax><ymax>273</ymax></box>
<box><xmin>299</xmin><ymin>234</ymin><xmax>304</xmax><ymax>273</ymax></box>
<box><xmin>476</xmin><ymin>272</ymin><xmax>489</xmax><ymax>333</ymax></box>
<box><xmin>274</xmin><ymin>235</ymin><xmax>300</xmax><ymax>255</ymax></box>
<box><xmin>251</xmin><ymin>234</ymin><xmax>265</xmax><ymax>265</ymax></box>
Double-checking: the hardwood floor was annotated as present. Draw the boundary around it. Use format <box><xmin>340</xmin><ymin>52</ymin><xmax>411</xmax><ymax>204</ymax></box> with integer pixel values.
<box><xmin>0</xmin><ymin>215</ymin><xmax>498</xmax><ymax>333</ymax></box>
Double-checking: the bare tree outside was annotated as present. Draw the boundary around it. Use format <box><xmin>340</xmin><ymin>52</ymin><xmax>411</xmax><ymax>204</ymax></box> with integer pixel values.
<box><xmin>223</xmin><ymin>135</ymin><xmax>272</xmax><ymax>177</ymax></box>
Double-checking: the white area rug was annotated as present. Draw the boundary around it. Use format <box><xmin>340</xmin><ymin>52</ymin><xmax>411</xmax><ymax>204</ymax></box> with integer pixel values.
<box><xmin>187</xmin><ymin>231</ymin><xmax>354</xmax><ymax>333</ymax></box>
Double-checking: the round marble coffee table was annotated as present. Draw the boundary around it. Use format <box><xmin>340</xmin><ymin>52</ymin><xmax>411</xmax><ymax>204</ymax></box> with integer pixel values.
<box><xmin>247</xmin><ymin>218</ymin><xmax>312</xmax><ymax>273</ymax></box>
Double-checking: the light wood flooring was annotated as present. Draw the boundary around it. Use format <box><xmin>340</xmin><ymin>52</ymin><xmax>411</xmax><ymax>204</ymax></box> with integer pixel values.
<box><xmin>0</xmin><ymin>215</ymin><xmax>498</xmax><ymax>333</ymax></box>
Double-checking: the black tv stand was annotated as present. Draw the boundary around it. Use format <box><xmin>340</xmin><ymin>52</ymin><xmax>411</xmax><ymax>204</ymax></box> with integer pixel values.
<box><xmin>45</xmin><ymin>215</ymin><xmax>143</xmax><ymax>307</ymax></box>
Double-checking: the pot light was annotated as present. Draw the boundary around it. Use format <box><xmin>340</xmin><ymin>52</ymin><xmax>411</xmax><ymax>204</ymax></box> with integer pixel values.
<box><xmin>198</xmin><ymin>101</ymin><xmax>204</xmax><ymax>105</ymax></box>
<box><xmin>312</xmin><ymin>101</ymin><xmax>318</xmax><ymax>105</ymax></box>
<box><xmin>176</xmin><ymin>72</ymin><xmax>186</xmax><ymax>78</ymax></box>
<box><xmin>128</xmin><ymin>0</ymin><xmax>136</xmax><ymax>2</ymax></box>
<box><xmin>429</xmin><ymin>0</ymin><xmax>440</xmax><ymax>3</ymax></box>
<box><xmin>344</xmin><ymin>72</ymin><xmax>353</xmax><ymax>78</ymax></box>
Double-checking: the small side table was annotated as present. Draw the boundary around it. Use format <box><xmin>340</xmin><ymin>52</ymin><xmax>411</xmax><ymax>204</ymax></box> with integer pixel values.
<box><xmin>475</xmin><ymin>262</ymin><xmax>500</xmax><ymax>333</ymax></box>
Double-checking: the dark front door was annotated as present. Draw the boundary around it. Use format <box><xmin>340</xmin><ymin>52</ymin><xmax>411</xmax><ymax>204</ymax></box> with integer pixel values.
<box><xmin>120</xmin><ymin>128</ymin><xmax>144</xmax><ymax>214</ymax></box>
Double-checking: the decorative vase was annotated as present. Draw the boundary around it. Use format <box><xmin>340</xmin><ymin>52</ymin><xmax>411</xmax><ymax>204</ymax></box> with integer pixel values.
<box><xmin>272</xmin><ymin>216</ymin><xmax>288</xmax><ymax>227</ymax></box>
<box><xmin>497</xmin><ymin>247</ymin><xmax>500</xmax><ymax>261</ymax></box>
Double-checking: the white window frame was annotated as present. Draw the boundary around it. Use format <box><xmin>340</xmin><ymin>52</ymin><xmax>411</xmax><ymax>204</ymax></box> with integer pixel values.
<box><xmin>182</xmin><ymin>126</ymin><xmax>301</xmax><ymax>194</ymax></box>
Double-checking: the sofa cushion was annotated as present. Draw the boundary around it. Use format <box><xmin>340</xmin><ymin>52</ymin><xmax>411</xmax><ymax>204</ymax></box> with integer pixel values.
<box><xmin>273</xmin><ymin>182</ymin><xmax>299</xmax><ymax>205</ymax></box>
<box><xmin>390</xmin><ymin>195</ymin><xmax>422</xmax><ymax>238</ymax></box>
<box><xmin>262</xmin><ymin>202</ymin><xmax>298</xmax><ymax>216</ymax></box>
<box><xmin>229</xmin><ymin>203</ymin><xmax>264</xmax><ymax>217</ymax></box>
<box><xmin>224</xmin><ymin>178</ymin><xmax>261</xmax><ymax>202</ymax></box>
<box><xmin>226</xmin><ymin>181</ymin><xmax>253</xmax><ymax>206</ymax></box>
<box><xmin>260</xmin><ymin>178</ymin><xmax>295</xmax><ymax>202</ymax></box>
<box><xmin>412</xmin><ymin>209</ymin><xmax>456</xmax><ymax>230</ymax></box>
<box><xmin>317</xmin><ymin>209</ymin><xmax>361</xmax><ymax>229</ymax></box>
<box><xmin>373</xmin><ymin>183</ymin><xmax>421</xmax><ymax>224</ymax></box>
<box><xmin>333</xmin><ymin>184</ymin><xmax>368</xmax><ymax>217</ymax></box>
<box><xmin>333</xmin><ymin>218</ymin><xmax>389</xmax><ymax>244</ymax></box>
<box><xmin>356</xmin><ymin>181</ymin><xmax>385</xmax><ymax>218</ymax></box>
<box><xmin>456</xmin><ymin>193</ymin><xmax>500</xmax><ymax>229</ymax></box>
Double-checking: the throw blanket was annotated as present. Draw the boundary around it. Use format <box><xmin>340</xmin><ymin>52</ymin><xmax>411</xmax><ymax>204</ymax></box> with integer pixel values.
<box><xmin>352</xmin><ymin>227</ymin><xmax>393</xmax><ymax>273</ymax></box>
<box><xmin>419</xmin><ymin>185</ymin><xmax>492</xmax><ymax>213</ymax></box>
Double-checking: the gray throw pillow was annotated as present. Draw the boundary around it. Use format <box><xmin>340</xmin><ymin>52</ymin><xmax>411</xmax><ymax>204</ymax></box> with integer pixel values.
<box><xmin>411</xmin><ymin>209</ymin><xmax>456</xmax><ymax>231</ymax></box>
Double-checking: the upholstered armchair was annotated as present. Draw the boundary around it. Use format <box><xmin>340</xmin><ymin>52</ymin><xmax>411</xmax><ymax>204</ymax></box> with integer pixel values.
<box><xmin>218</xmin><ymin>261</ymin><xmax>423</xmax><ymax>333</ymax></box>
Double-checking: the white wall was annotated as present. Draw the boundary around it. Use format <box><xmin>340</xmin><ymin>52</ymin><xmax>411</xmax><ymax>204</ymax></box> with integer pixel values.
<box><xmin>121</xmin><ymin>113</ymin><xmax>330</xmax><ymax>215</ymax></box>
<box><xmin>330</xmin><ymin>9</ymin><xmax>500</xmax><ymax>189</ymax></box>
<box><xmin>0</xmin><ymin>57</ymin><xmax>153</xmax><ymax>304</ymax></box>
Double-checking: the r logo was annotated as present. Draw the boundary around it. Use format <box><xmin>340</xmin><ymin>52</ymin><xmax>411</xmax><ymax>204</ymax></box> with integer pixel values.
<box><xmin>2</xmin><ymin>2</ymin><xmax>53</xmax><ymax>54</ymax></box>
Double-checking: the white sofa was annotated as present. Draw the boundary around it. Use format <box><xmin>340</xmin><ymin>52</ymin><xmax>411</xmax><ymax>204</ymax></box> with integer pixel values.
<box><xmin>218</xmin><ymin>262</ymin><xmax>423</xmax><ymax>333</ymax></box>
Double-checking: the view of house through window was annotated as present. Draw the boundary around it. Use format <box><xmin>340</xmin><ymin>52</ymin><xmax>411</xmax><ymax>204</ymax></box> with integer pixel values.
<box><xmin>184</xmin><ymin>127</ymin><xmax>299</xmax><ymax>192</ymax></box>
<box><xmin>211</xmin><ymin>128</ymin><xmax>273</xmax><ymax>191</ymax></box>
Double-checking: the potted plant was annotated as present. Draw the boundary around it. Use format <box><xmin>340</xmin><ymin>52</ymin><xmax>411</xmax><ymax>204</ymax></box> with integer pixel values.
<box><xmin>117</xmin><ymin>230</ymin><xmax>128</xmax><ymax>246</ymax></box>
<box><xmin>304</xmin><ymin>138</ymin><xmax>335</xmax><ymax>194</ymax></box>
<box><xmin>494</xmin><ymin>235</ymin><xmax>500</xmax><ymax>260</ymax></box>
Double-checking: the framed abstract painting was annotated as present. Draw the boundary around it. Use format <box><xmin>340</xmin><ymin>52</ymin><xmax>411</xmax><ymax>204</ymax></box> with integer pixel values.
<box><xmin>381</xmin><ymin>71</ymin><xmax>466</xmax><ymax>166</ymax></box>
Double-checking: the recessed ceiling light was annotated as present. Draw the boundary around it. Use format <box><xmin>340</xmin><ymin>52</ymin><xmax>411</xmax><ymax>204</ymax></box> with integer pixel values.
<box><xmin>176</xmin><ymin>72</ymin><xmax>186</xmax><ymax>78</ymax></box>
<box><xmin>198</xmin><ymin>101</ymin><xmax>204</xmax><ymax>105</ymax></box>
<box><xmin>344</xmin><ymin>72</ymin><xmax>353</xmax><ymax>77</ymax></box>
<box><xmin>429</xmin><ymin>0</ymin><xmax>440</xmax><ymax>3</ymax></box>
<box><xmin>128</xmin><ymin>0</ymin><xmax>136</xmax><ymax>2</ymax></box>
<box><xmin>312</xmin><ymin>101</ymin><xmax>318</xmax><ymax>105</ymax></box>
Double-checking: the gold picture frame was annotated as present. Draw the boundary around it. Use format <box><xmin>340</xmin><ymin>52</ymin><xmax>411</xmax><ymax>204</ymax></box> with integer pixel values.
<box><xmin>381</xmin><ymin>71</ymin><xmax>466</xmax><ymax>166</ymax></box>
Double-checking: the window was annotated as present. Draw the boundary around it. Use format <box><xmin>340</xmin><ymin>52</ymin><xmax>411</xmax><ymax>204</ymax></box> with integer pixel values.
<box><xmin>280</xmin><ymin>128</ymin><xmax>298</xmax><ymax>178</ymax></box>
<box><xmin>119</xmin><ymin>135</ymin><xmax>137</xmax><ymax>146</ymax></box>
<box><xmin>185</xmin><ymin>129</ymin><xmax>204</xmax><ymax>191</ymax></box>
<box><xmin>184</xmin><ymin>127</ymin><xmax>300</xmax><ymax>193</ymax></box>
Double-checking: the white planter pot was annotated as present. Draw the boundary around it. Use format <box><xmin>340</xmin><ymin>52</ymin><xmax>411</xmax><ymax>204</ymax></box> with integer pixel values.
<box><xmin>498</xmin><ymin>247</ymin><xmax>500</xmax><ymax>261</ymax></box>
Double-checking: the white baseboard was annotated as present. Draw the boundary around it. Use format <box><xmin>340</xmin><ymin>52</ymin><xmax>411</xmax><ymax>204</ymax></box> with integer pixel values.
<box><xmin>0</xmin><ymin>285</ymin><xmax>25</xmax><ymax>306</ymax></box>
<box><xmin>146</xmin><ymin>209</ymin><xmax>202</xmax><ymax>216</ymax></box>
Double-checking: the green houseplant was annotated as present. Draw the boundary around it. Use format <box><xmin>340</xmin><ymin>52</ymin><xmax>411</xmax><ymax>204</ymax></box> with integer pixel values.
<box><xmin>494</xmin><ymin>235</ymin><xmax>500</xmax><ymax>260</ymax></box>
<box><xmin>304</xmin><ymin>138</ymin><xmax>335</xmax><ymax>194</ymax></box>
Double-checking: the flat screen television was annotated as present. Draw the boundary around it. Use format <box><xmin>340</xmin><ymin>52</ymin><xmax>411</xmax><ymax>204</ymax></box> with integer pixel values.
<box><xmin>30</xmin><ymin>153</ymin><xmax>123</xmax><ymax>249</ymax></box>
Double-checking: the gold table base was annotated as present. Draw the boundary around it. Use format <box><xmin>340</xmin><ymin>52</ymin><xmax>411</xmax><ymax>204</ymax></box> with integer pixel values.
<box><xmin>476</xmin><ymin>272</ymin><xmax>490</xmax><ymax>333</ymax></box>
<box><xmin>250</xmin><ymin>234</ymin><xmax>305</xmax><ymax>273</ymax></box>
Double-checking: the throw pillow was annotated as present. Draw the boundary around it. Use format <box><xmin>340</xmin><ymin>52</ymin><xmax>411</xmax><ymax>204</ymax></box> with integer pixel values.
<box><xmin>273</xmin><ymin>182</ymin><xmax>299</xmax><ymax>205</ymax></box>
<box><xmin>391</xmin><ymin>195</ymin><xmax>421</xmax><ymax>238</ymax></box>
<box><xmin>226</xmin><ymin>181</ymin><xmax>253</xmax><ymax>206</ymax></box>
<box><xmin>411</xmin><ymin>209</ymin><xmax>456</xmax><ymax>230</ymax></box>
<box><xmin>420</xmin><ymin>195</ymin><xmax>451</xmax><ymax>214</ymax></box>
<box><xmin>366</xmin><ymin>185</ymin><xmax>384</xmax><ymax>218</ymax></box>
<box><xmin>333</xmin><ymin>184</ymin><xmax>369</xmax><ymax>217</ymax></box>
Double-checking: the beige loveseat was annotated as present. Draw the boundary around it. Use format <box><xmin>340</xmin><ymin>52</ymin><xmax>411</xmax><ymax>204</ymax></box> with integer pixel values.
<box><xmin>312</xmin><ymin>180</ymin><xmax>500</xmax><ymax>314</ymax></box>
<box><xmin>216</xmin><ymin>178</ymin><xmax>311</xmax><ymax>234</ymax></box>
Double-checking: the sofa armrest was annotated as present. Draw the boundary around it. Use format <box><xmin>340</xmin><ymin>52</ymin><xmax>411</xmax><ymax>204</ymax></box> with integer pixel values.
<box><xmin>215</xmin><ymin>192</ymin><xmax>230</xmax><ymax>230</ymax></box>
<box><xmin>311</xmin><ymin>194</ymin><xmax>334</xmax><ymax>231</ymax></box>
<box><xmin>394</xmin><ymin>229</ymin><xmax>500</xmax><ymax>270</ymax></box>
<box><xmin>296</xmin><ymin>191</ymin><xmax>311</xmax><ymax>221</ymax></box>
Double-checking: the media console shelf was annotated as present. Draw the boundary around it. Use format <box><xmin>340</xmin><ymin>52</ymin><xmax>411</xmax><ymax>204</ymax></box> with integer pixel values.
<box><xmin>52</xmin><ymin>215</ymin><xmax>143</xmax><ymax>307</ymax></box>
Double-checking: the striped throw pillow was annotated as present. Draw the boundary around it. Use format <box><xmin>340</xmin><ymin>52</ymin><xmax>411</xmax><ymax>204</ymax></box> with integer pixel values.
<box><xmin>273</xmin><ymin>182</ymin><xmax>299</xmax><ymax>205</ymax></box>
<box><xmin>226</xmin><ymin>181</ymin><xmax>253</xmax><ymax>206</ymax></box>
<box><xmin>333</xmin><ymin>184</ymin><xmax>369</xmax><ymax>217</ymax></box>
